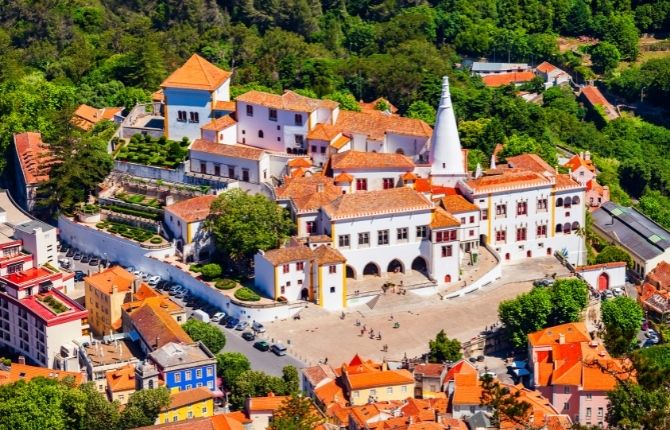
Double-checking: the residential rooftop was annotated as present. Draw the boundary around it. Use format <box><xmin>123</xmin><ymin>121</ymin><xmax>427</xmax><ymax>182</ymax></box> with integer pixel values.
<box><xmin>323</xmin><ymin>187</ymin><xmax>433</xmax><ymax>220</ymax></box>
<box><xmin>236</xmin><ymin>90</ymin><xmax>338</xmax><ymax>112</ymax></box>
<box><xmin>0</xmin><ymin>362</ymin><xmax>83</xmax><ymax>385</ymax></box>
<box><xmin>13</xmin><ymin>132</ymin><xmax>56</xmax><ymax>185</ymax></box>
<box><xmin>149</xmin><ymin>342</ymin><xmax>214</xmax><ymax>370</ymax></box>
<box><xmin>164</xmin><ymin>194</ymin><xmax>217</xmax><ymax>223</ymax></box>
<box><xmin>81</xmin><ymin>338</ymin><xmax>142</xmax><ymax>367</ymax></box>
<box><xmin>161</xmin><ymin>54</ymin><xmax>231</xmax><ymax>92</ymax></box>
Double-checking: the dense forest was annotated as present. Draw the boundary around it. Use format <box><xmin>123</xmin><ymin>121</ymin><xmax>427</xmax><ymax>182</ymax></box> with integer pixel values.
<box><xmin>0</xmin><ymin>0</ymin><xmax>669</xmax><ymax>223</ymax></box>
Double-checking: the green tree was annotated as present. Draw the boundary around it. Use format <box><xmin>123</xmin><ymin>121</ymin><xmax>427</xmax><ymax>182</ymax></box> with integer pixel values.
<box><xmin>607</xmin><ymin>381</ymin><xmax>670</xmax><ymax>429</ymax></box>
<box><xmin>268</xmin><ymin>395</ymin><xmax>323</xmax><ymax>430</ymax></box>
<box><xmin>323</xmin><ymin>91</ymin><xmax>361</xmax><ymax>111</ymax></box>
<box><xmin>602</xmin><ymin>13</ymin><xmax>640</xmax><ymax>60</ymax></box>
<box><xmin>183</xmin><ymin>319</ymin><xmax>226</xmax><ymax>353</ymax></box>
<box><xmin>199</xmin><ymin>263</ymin><xmax>223</xmax><ymax>281</ymax></box>
<box><xmin>282</xmin><ymin>366</ymin><xmax>300</xmax><ymax>394</ymax></box>
<box><xmin>428</xmin><ymin>329</ymin><xmax>462</xmax><ymax>363</ymax></box>
<box><xmin>120</xmin><ymin>387</ymin><xmax>170</xmax><ymax>429</ymax></box>
<box><xmin>217</xmin><ymin>352</ymin><xmax>251</xmax><ymax>388</ymax></box>
<box><xmin>631</xmin><ymin>345</ymin><xmax>670</xmax><ymax>390</ymax></box>
<box><xmin>479</xmin><ymin>375</ymin><xmax>532</xmax><ymax>428</ymax></box>
<box><xmin>595</xmin><ymin>245</ymin><xmax>633</xmax><ymax>268</ymax></box>
<box><xmin>406</xmin><ymin>100</ymin><xmax>436</xmax><ymax>125</ymax></box>
<box><xmin>590</xmin><ymin>42</ymin><xmax>621</xmax><ymax>74</ymax></box>
<box><xmin>206</xmin><ymin>189</ymin><xmax>295</xmax><ymax>272</ymax></box>
<box><xmin>549</xmin><ymin>278</ymin><xmax>589</xmax><ymax>325</ymax></box>
<box><xmin>229</xmin><ymin>370</ymin><xmax>289</xmax><ymax>410</ymax></box>
<box><xmin>601</xmin><ymin>296</ymin><xmax>644</xmax><ymax>356</ymax></box>
<box><xmin>499</xmin><ymin>287</ymin><xmax>553</xmax><ymax>348</ymax></box>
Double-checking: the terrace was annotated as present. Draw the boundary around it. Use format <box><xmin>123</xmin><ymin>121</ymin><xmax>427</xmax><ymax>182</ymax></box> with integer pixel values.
<box><xmin>115</xmin><ymin>134</ymin><xmax>189</xmax><ymax>169</ymax></box>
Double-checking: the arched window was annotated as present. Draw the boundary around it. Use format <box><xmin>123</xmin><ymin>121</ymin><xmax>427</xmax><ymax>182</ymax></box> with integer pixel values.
<box><xmin>556</xmin><ymin>198</ymin><xmax>563</xmax><ymax>207</ymax></box>
<box><xmin>258</xmin><ymin>130</ymin><xmax>264</xmax><ymax>138</ymax></box>
<box><xmin>563</xmin><ymin>222</ymin><xmax>571</xmax><ymax>234</ymax></box>
<box><xmin>555</xmin><ymin>224</ymin><xmax>563</xmax><ymax>233</ymax></box>
<box><xmin>572</xmin><ymin>195</ymin><xmax>580</xmax><ymax>205</ymax></box>
<box><xmin>396</xmin><ymin>149</ymin><xmax>405</xmax><ymax>155</ymax></box>
<box><xmin>564</xmin><ymin>198</ymin><xmax>572</xmax><ymax>208</ymax></box>
<box><xmin>572</xmin><ymin>221</ymin><xmax>580</xmax><ymax>231</ymax></box>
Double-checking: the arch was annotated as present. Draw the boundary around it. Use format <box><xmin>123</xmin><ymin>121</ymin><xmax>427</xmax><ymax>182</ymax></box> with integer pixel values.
<box><xmin>564</xmin><ymin>198</ymin><xmax>572</xmax><ymax>208</ymax></box>
<box><xmin>444</xmin><ymin>274</ymin><xmax>452</xmax><ymax>283</ymax></box>
<box><xmin>363</xmin><ymin>262</ymin><xmax>380</xmax><ymax>276</ymax></box>
<box><xmin>556</xmin><ymin>197</ymin><xmax>563</xmax><ymax>207</ymax></box>
<box><xmin>572</xmin><ymin>195</ymin><xmax>580</xmax><ymax>205</ymax></box>
<box><xmin>598</xmin><ymin>272</ymin><xmax>609</xmax><ymax>291</ymax></box>
<box><xmin>387</xmin><ymin>259</ymin><xmax>404</xmax><ymax>274</ymax></box>
<box><xmin>555</xmin><ymin>224</ymin><xmax>563</xmax><ymax>233</ymax></box>
<box><xmin>301</xmin><ymin>288</ymin><xmax>309</xmax><ymax>300</ymax></box>
<box><xmin>527</xmin><ymin>250</ymin><xmax>532</xmax><ymax>258</ymax></box>
<box><xmin>346</xmin><ymin>265</ymin><xmax>356</xmax><ymax>279</ymax></box>
<box><xmin>563</xmin><ymin>222</ymin><xmax>571</xmax><ymax>234</ymax></box>
<box><xmin>411</xmin><ymin>256</ymin><xmax>428</xmax><ymax>274</ymax></box>
<box><xmin>572</xmin><ymin>221</ymin><xmax>580</xmax><ymax>231</ymax></box>
<box><xmin>395</xmin><ymin>148</ymin><xmax>405</xmax><ymax>155</ymax></box>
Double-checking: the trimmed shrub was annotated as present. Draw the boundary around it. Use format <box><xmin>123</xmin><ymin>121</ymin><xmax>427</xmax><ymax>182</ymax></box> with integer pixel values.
<box><xmin>234</xmin><ymin>287</ymin><xmax>261</xmax><ymax>302</ymax></box>
<box><xmin>200</xmin><ymin>263</ymin><xmax>223</xmax><ymax>281</ymax></box>
<box><xmin>95</xmin><ymin>222</ymin><xmax>106</xmax><ymax>229</ymax></box>
<box><xmin>149</xmin><ymin>237</ymin><xmax>163</xmax><ymax>244</ymax></box>
<box><xmin>215</xmin><ymin>279</ymin><xmax>237</xmax><ymax>290</ymax></box>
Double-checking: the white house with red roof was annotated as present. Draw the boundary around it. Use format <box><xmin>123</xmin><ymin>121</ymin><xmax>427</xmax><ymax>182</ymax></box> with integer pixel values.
<box><xmin>563</xmin><ymin>151</ymin><xmax>609</xmax><ymax>210</ymax></box>
<box><xmin>534</xmin><ymin>61</ymin><xmax>570</xmax><ymax>88</ymax></box>
<box><xmin>163</xmin><ymin>195</ymin><xmax>218</xmax><ymax>262</ymax></box>
<box><xmin>329</xmin><ymin>150</ymin><xmax>416</xmax><ymax>193</ymax></box>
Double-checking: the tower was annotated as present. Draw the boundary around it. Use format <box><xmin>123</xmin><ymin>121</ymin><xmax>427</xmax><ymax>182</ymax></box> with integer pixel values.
<box><xmin>430</xmin><ymin>76</ymin><xmax>466</xmax><ymax>187</ymax></box>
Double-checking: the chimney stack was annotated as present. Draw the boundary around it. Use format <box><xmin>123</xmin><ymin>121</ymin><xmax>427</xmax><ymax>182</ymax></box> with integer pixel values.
<box><xmin>558</xmin><ymin>333</ymin><xmax>565</xmax><ymax>344</ymax></box>
<box><xmin>18</xmin><ymin>356</ymin><xmax>25</xmax><ymax>365</ymax></box>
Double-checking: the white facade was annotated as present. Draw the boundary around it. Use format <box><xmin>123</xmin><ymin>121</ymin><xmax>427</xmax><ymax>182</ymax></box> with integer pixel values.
<box><xmin>575</xmin><ymin>263</ymin><xmax>626</xmax><ymax>291</ymax></box>
<box><xmin>236</xmin><ymin>102</ymin><xmax>313</xmax><ymax>152</ymax></box>
<box><xmin>13</xmin><ymin>221</ymin><xmax>57</xmax><ymax>267</ymax></box>
<box><xmin>189</xmin><ymin>147</ymin><xmax>270</xmax><ymax>184</ymax></box>
<box><xmin>201</xmin><ymin>124</ymin><xmax>236</xmax><ymax>144</ymax></box>
<box><xmin>331</xmin><ymin>168</ymin><xmax>406</xmax><ymax>193</ymax></box>
<box><xmin>430</xmin><ymin>77</ymin><xmax>467</xmax><ymax>187</ymax></box>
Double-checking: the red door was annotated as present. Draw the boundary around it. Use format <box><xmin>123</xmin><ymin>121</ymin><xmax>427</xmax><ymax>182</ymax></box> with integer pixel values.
<box><xmin>598</xmin><ymin>273</ymin><xmax>609</xmax><ymax>291</ymax></box>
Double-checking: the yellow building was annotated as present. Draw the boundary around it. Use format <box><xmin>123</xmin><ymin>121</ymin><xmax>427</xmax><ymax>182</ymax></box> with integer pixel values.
<box><xmin>156</xmin><ymin>387</ymin><xmax>215</xmax><ymax>424</ymax></box>
<box><xmin>341</xmin><ymin>354</ymin><xmax>415</xmax><ymax>406</ymax></box>
<box><xmin>105</xmin><ymin>364</ymin><xmax>136</xmax><ymax>405</ymax></box>
<box><xmin>84</xmin><ymin>266</ymin><xmax>138</xmax><ymax>336</ymax></box>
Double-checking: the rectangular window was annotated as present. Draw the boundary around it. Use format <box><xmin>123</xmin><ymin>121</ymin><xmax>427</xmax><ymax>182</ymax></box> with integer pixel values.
<box><xmin>283</xmin><ymin>264</ymin><xmax>290</xmax><ymax>274</ymax></box>
<box><xmin>537</xmin><ymin>198</ymin><xmax>548</xmax><ymax>211</ymax></box>
<box><xmin>174</xmin><ymin>373</ymin><xmax>181</xmax><ymax>383</ymax></box>
<box><xmin>516</xmin><ymin>201</ymin><xmax>527</xmax><ymax>215</ymax></box>
<box><xmin>378</xmin><ymin>230</ymin><xmax>389</xmax><ymax>245</ymax></box>
<box><xmin>177</xmin><ymin>110</ymin><xmax>187</xmax><ymax>122</ymax></box>
<box><xmin>564</xmin><ymin>386</ymin><xmax>570</xmax><ymax>394</ymax></box>
<box><xmin>295</xmin><ymin>135</ymin><xmax>304</xmax><ymax>146</ymax></box>
<box><xmin>436</xmin><ymin>231</ymin><xmax>444</xmax><ymax>242</ymax></box>
<box><xmin>269</xmin><ymin>109</ymin><xmax>277</xmax><ymax>121</ymax></box>
<box><xmin>586</xmin><ymin>394</ymin><xmax>592</xmax><ymax>400</ymax></box>
<box><xmin>196</xmin><ymin>369</ymin><xmax>202</xmax><ymax>378</ymax></box>
<box><xmin>416</xmin><ymin>226</ymin><xmax>427</xmax><ymax>239</ymax></box>
<box><xmin>338</xmin><ymin>235</ymin><xmax>350</xmax><ymax>247</ymax></box>
<box><xmin>311</xmin><ymin>145</ymin><xmax>317</xmax><ymax>153</ymax></box>
<box><xmin>586</xmin><ymin>407</ymin><xmax>592</xmax><ymax>418</ymax></box>
<box><xmin>401</xmin><ymin>386</ymin><xmax>407</xmax><ymax>393</ymax></box>
<box><xmin>189</xmin><ymin>112</ymin><xmax>199</xmax><ymax>123</ymax></box>
<box><xmin>469</xmin><ymin>216</ymin><xmax>475</xmax><ymax>223</ymax></box>
<box><xmin>496</xmin><ymin>204</ymin><xmax>507</xmax><ymax>217</ymax></box>
<box><xmin>386</xmin><ymin>387</ymin><xmax>393</xmax><ymax>394</ymax></box>
<box><xmin>246</xmin><ymin>105</ymin><xmax>253</xmax><ymax>116</ymax></box>
<box><xmin>460</xmin><ymin>217</ymin><xmax>466</xmax><ymax>224</ymax></box>
<box><xmin>185</xmin><ymin>370</ymin><xmax>192</xmax><ymax>381</ymax></box>
<box><xmin>294</xmin><ymin>114</ymin><xmax>303</xmax><ymax>126</ymax></box>
<box><xmin>537</xmin><ymin>225</ymin><xmax>547</xmax><ymax>237</ymax></box>
<box><xmin>597</xmin><ymin>407</ymin><xmax>603</xmax><ymax>417</ymax></box>
<box><xmin>397</xmin><ymin>228</ymin><xmax>408</xmax><ymax>241</ymax></box>
<box><xmin>481</xmin><ymin>209</ymin><xmax>488</xmax><ymax>220</ymax></box>
<box><xmin>383</xmin><ymin>178</ymin><xmax>394</xmax><ymax>189</ymax></box>
<box><xmin>320</xmin><ymin>146</ymin><xmax>326</xmax><ymax>154</ymax></box>
<box><xmin>516</xmin><ymin>227</ymin><xmax>527</xmax><ymax>241</ymax></box>
<box><xmin>563</xmin><ymin>402</ymin><xmax>569</xmax><ymax>411</ymax></box>
<box><xmin>450</xmin><ymin>230</ymin><xmax>457</xmax><ymax>241</ymax></box>
<box><xmin>306</xmin><ymin>221</ymin><xmax>316</xmax><ymax>234</ymax></box>
<box><xmin>296</xmin><ymin>262</ymin><xmax>304</xmax><ymax>271</ymax></box>
<box><xmin>496</xmin><ymin>230</ymin><xmax>506</xmax><ymax>243</ymax></box>
<box><xmin>355</xmin><ymin>178</ymin><xmax>367</xmax><ymax>191</ymax></box>
<box><xmin>358</xmin><ymin>232</ymin><xmax>369</xmax><ymax>246</ymax></box>
<box><xmin>442</xmin><ymin>245</ymin><xmax>453</xmax><ymax>257</ymax></box>
<box><xmin>329</xmin><ymin>265</ymin><xmax>337</xmax><ymax>274</ymax></box>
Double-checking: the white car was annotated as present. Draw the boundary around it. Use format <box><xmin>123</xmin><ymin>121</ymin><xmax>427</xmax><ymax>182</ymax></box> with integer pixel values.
<box><xmin>612</xmin><ymin>287</ymin><xmax>624</xmax><ymax>297</ymax></box>
<box><xmin>211</xmin><ymin>312</ymin><xmax>226</xmax><ymax>323</ymax></box>
<box><xmin>147</xmin><ymin>275</ymin><xmax>161</xmax><ymax>286</ymax></box>
<box><xmin>252</xmin><ymin>321</ymin><xmax>266</xmax><ymax>333</ymax></box>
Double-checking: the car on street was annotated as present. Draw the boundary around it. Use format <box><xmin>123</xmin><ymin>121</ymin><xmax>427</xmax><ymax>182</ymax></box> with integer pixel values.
<box><xmin>147</xmin><ymin>275</ymin><xmax>161</xmax><ymax>286</ymax></box>
<box><xmin>601</xmin><ymin>290</ymin><xmax>614</xmax><ymax>300</ymax></box>
<box><xmin>73</xmin><ymin>252</ymin><xmax>82</xmax><ymax>260</ymax></box>
<box><xmin>226</xmin><ymin>318</ymin><xmax>239</xmax><ymax>329</ymax></box>
<box><xmin>58</xmin><ymin>258</ymin><xmax>71</xmax><ymax>269</ymax></box>
<box><xmin>211</xmin><ymin>312</ymin><xmax>226</xmax><ymax>323</ymax></box>
<box><xmin>235</xmin><ymin>321</ymin><xmax>248</xmax><ymax>331</ymax></box>
<box><xmin>271</xmin><ymin>343</ymin><xmax>287</xmax><ymax>356</ymax></box>
<box><xmin>89</xmin><ymin>258</ymin><xmax>100</xmax><ymax>266</ymax></box>
<box><xmin>252</xmin><ymin>321</ymin><xmax>266</xmax><ymax>333</ymax></box>
<box><xmin>81</xmin><ymin>255</ymin><xmax>90</xmax><ymax>264</ymax></box>
<box><xmin>612</xmin><ymin>287</ymin><xmax>624</xmax><ymax>297</ymax></box>
<box><xmin>65</xmin><ymin>249</ymin><xmax>74</xmax><ymax>257</ymax></box>
<box><xmin>533</xmin><ymin>278</ymin><xmax>554</xmax><ymax>288</ymax></box>
<box><xmin>74</xmin><ymin>271</ymin><xmax>86</xmax><ymax>282</ymax></box>
<box><xmin>242</xmin><ymin>331</ymin><xmax>256</xmax><ymax>341</ymax></box>
<box><xmin>253</xmin><ymin>340</ymin><xmax>270</xmax><ymax>352</ymax></box>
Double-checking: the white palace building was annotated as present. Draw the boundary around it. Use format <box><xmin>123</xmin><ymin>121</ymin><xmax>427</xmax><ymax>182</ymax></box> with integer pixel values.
<box><xmin>150</xmin><ymin>56</ymin><xmax>585</xmax><ymax>311</ymax></box>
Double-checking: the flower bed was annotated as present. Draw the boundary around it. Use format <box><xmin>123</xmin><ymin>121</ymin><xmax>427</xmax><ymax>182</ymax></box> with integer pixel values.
<box><xmin>105</xmin><ymin>204</ymin><xmax>161</xmax><ymax>221</ymax></box>
<box><xmin>116</xmin><ymin>134</ymin><xmax>189</xmax><ymax>169</ymax></box>
<box><xmin>96</xmin><ymin>220</ymin><xmax>163</xmax><ymax>244</ymax></box>
<box><xmin>38</xmin><ymin>295</ymin><xmax>69</xmax><ymax>314</ymax></box>
<box><xmin>115</xmin><ymin>192</ymin><xmax>162</xmax><ymax>209</ymax></box>
<box><xmin>234</xmin><ymin>287</ymin><xmax>261</xmax><ymax>302</ymax></box>
<box><xmin>215</xmin><ymin>279</ymin><xmax>238</xmax><ymax>290</ymax></box>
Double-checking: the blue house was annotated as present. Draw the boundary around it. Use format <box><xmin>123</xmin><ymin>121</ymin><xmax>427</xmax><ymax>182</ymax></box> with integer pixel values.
<box><xmin>161</xmin><ymin>54</ymin><xmax>232</xmax><ymax>142</ymax></box>
<box><xmin>148</xmin><ymin>342</ymin><xmax>219</xmax><ymax>393</ymax></box>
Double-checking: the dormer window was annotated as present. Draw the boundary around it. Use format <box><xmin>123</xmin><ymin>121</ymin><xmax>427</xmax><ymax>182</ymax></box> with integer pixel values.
<box><xmin>269</xmin><ymin>109</ymin><xmax>277</xmax><ymax>121</ymax></box>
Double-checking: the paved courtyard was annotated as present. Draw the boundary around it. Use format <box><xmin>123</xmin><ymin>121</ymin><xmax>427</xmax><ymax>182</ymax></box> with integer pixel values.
<box><xmin>261</xmin><ymin>257</ymin><xmax>570</xmax><ymax>367</ymax></box>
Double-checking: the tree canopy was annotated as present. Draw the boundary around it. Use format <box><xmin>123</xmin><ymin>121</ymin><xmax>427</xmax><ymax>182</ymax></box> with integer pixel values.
<box><xmin>595</xmin><ymin>245</ymin><xmax>633</xmax><ymax>268</ymax></box>
<box><xmin>182</xmin><ymin>319</ymin><xmax>226</xmax><ymax>353</ymax></box>
<box><xmin>428</xmin><ymin>329</ymin><xmax>463</xmax><ymax>363</ymax></box>
<box><xmin>601</xmin><ymin>296</ymin><xmax>644</xmax><ymax>356</ymax></box>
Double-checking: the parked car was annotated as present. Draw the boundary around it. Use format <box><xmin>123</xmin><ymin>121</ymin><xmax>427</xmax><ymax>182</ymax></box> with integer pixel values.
<box><xmin>100</xmin><ymin>259</ymin><xmax>109</xmax><ymax>268</ymax></box>
<box><xmin>175</xmin><ymin>291</ymin><xmax>188</xmax><ymax>299</ymax></box>
<box><xmin>168</xmin><ymin>286</ymin><xmax>183</xmax><ymax>296</ymax></box>
<box><xmin>271</xmin><ymin>343</ymin><xmax>287</xmax><ymax>356</ymax></box>
<box><xmin>612</xmin><ymin>287</ymin><xmax>624</xmax><ymax>297</ymax></box>
<box><xmin>66</xmin><ymin>249</ymin><xmax>75</xmax><ymax>257</ymax></box>
<box><xmin>601</xmin><ymin>290</ymin><xmax>614</xmax><ymax>300</ymax></box>
<box><xmin>89</xmin><ymin>258</ymin><xmax>100</xmax><ymax>266</ymax></box>
<box><xmin>191</xmin><ymin>309</ymin><xmax>210</xmax><ymax>324</ymax></box>
<box><xmin>226</xmin><ymin>318</ymin><xmax>239</xmax><ymax>329</ymax></box>
<box><xmin>252</xmin><ymin>321</ymin><xmax>266</xmax><ymax>333</ymax></box>
<box><xmin>73</xmin><ymin>252</ymin><xmax>82</xmax><ymax>260</ymax></box>
<box><xmin>81</xmin><ymin>255</ymin><xmax>90</xmax><ymax>264</ymax></box>
<box><xmin>147</xmin><ymin>275</ymin><xmax>161</xmax><ymax>286</ymax></box>
<box><xmin>533</xmin><ymin>278</ymin><xmax>554</xmax><ymax>287</ymax></box>
<box><xmin>253</xmin><ymin>340</ymin><xmax>270</xmax><ymax>352</ymax></box>
<box><xmin>58</xmin><ymin>258</ymin><xmax>71</xmax><ymax>269</ymax></box>
<box><xmin>74</xmin><ymin>271</ymin><xmax>86</xmax><ymax>282</ymax></box>
<box><xmin>124</xmin><ymin>266</ymin><xmax>135</xmax><ymax>273</ymax></box>
<box><xmin>242</xmin><ymin>331</ymin><xmax>256</xmax><ymax>341</ymax></box>
<box><xmin>235</xmin><ymin>321</ymin><xmax>248</xmax><ymax>331</ymax></box>
<box><xmin>211</xmin><ymin>312</ymin><xmax>226</xmax><ymax>323</ymax></box>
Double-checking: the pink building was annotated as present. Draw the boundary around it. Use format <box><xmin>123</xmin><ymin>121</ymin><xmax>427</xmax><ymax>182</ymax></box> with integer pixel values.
<box><xmin>563</xmin><ymin>152</ymin><xmax>609</xmax><ymax>211</ymax></box>
<box><xmin>528</xmin><ymin>322</ymin><xmax>627</xmax><ymax>428</ymax></box>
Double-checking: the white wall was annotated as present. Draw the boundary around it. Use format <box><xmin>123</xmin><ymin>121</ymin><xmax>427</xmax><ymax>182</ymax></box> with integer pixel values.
<box><xmin>189</xmin><ymin>149</ymin><xmax>264</xmax><ymax>183</ymax></box>
<box><xmin>165</xmin><ymin>88</ymin><xmax>212</xmax><ymax>142</ymax></box>
<box><xmin>236</xmin><ymin>102</ymin><xmax>310</xmax><ymax>152</ymax></box>
<box><xmin>577</xmin><ymin>265</ymin><xmax>626</xmax><ymax>290</ymax></box>
<box><xmin>14</xmin><ymin>225</ymin><xmax>57</xmax><ymax>266</ymax></box>
<box><xmin>331</xmin><ymin>168</ymin><xmax>406</xmax><ymax>193</ymax></box>
<box><xmin>213</xmin><ymin>80</ymin><xmax>230</xmax><ymax>102</ymax></box>
<box><xmin>385</xmin><ymin>133</ymin><xmax>430</xmax><ymax>161</ymax></box>
<box><xmin>317</xmin><ymin>263</ymin><xmax>345</xmax><ymax>310</ymax></box>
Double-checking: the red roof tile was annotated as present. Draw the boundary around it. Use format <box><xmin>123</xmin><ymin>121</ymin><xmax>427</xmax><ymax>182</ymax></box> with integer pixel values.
<box><xmin>563</xmin><ymin>154</ymin><xmax>595</xmax><ymax>173</ymax></box>
<box><xmin>190</xmin><ymin>139</ymin><xmax>265</xmax><ymax>161</ymax></box>
<box><xmin>236</xmin><ymin>90</ymin><xmax>338</xmax><ymax>112</ymax></box>
<box><xmin>161</xmin><ymin>54</ymin><xmax>231</xmax><ymax>91</ymax></box>
<box><xmin>164</xmin><ymin>195</ymin><xmax>217</xmax><ymax>223</ymax></box>
<box><xmin>201</xmin><ymin>115</ymin><xmax>236</xmax><ymax>131</ymax></box>
<box><xmin>482</xmin><ymin>71</ymin><xmax>535</xmax><ymax>87</ymax></box>
<box><xmin>323</xmin><ymin>187</ymin><xmax>433</xmax><ymax>220</ymax></box>
<box><xmin>335</xmin><ymin>110</ymin><xmax>432</xmax><ymax>141</ymax></box>
<box><xmin>331</xmin><ymin>150</ymin><xmax>415</xmax><ymax>171</ymax></box>
<box><xmin>13</xmin><ymin>132</ymin><xmax>56</xmax><ymax>185</ymax></box>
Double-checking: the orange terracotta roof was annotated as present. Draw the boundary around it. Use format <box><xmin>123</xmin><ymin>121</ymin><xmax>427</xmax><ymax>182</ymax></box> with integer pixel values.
<box><xmin>500</xmin><ymin>386</ymin><xmax>562</xmax><ymax>430</ymax></box>
<box><xmin>505</xmin><ymin>154</ymin><xmax>555</xmax><ymax>174</ymax></box>
<box><xmin>330</xmin><ymin>135</ymin><xmax>351</xmax><ymax>150</ymax></box>
<box><xmin>544</xmin><ymin>415</ymin><xmax>573</xmax><ymax>430</ymax></box>
<box><xmin>261</xmin><ymin>245</ymin><xmax>313</xmax><ymax>266</ymax></box>
<box><xmin>247</xmin><ymin>394</ymin><xmax>290</xmax><ymax>411</ymax></box>
<box><xmin>334</xmin><ymin>172</ymin><xmax>354</xmax><ymax>183</ymax></box>
<box><xmin>201</xmin><ymin>115</ymin><xmax>236</xmax><ymax>131</ymax></box>
<box><xmin>563</xmin><ymin>154</ymin><xmax>595</xmax><ymax>173</ymax></box>
<box><xmin>315</xmin><ymin>379</ymin><xmax>347</xmax><ymax>407</ymax></box>
<box><xmin>581</xmin><ymin>85</ymin><xmax>610</xmax><ymax>107</ymax></box>
<box><xmin>402</xmin><ymin>172</ymin><xmax>417</xmax><ymax>181</ymax></box>
<box><xmin>464</xmin><ymin>170</ymin><xmax>551</xmax><ymax>194</ymax></box>
<box><xmin>431</xmin><ymin>207</ymin><xmax>460</xmax><ymax>228</ymax></box>
<box><xmin>574</xmin><ymin>262</ymin><xmax>626</xmax><ymax>272</ymax></box>
<box><xmin>152</xmin><ymin>89</ymin><xmax>164</xmax><ymax>102</ymax></box>
<box><xmin>323</xmin><ymin>187</ymin><xmax>433</xmax><ymax>220</ymax></box>
<box><xmin>275</xmin><ymin>175</ymin><xmax>341</xmax><ymax>213</ymax></box>
<box><xmin>313</xmin><ymin>245</ymin><xmax>346</xmax><ymax>265</ymax></box>
<box><xmin>303</xmin><ymin>363</ymin><xmax>337</xmax><ymax>388</ymax></box>
<box><xmin>586</xmin><ymin>179</ymin><xmax>605</xmax><ymax>194</ymax></box>
<box><xmin>554</xmin><ymin>173</ymin><xmax>582</xmax><ymax>190</ymax></box>
<box><xmin>85</xmin><ymin>266</ymin><xmax>136</xmax><ymax>295</ymax></box>
<box><xmin>358</xmin><ymin>97</ymin><xmax>398</xmax><ymax>114</ymax></box>
<box><xmin>130</xmin><ymin>301</ymin><xmax>192</xmax><ymax>348</ymax></box>
<box><xmin>444</xmin><ymin>360</ymin><xmax>478</xmax><ymax>383</ymax></box>
<box><xmin>161</xmin><ymin>54</ymin><xmax>231</xmax><ymax>91</ymax></box>
<box><xmin>0</xmin><ymin>363</ymin><xmax>83</xmax><ymax>386</ymax></box>
<box><xmin>528</xmin><ymin>322</ymin><xmax>590</xmax><ymax>347</ymax></box>
<box><xmin>165</xmin><ymin>195</ymin><xmax>217</xmax><ymax>223</ymax></box>
<box><xmin>482</xmin><ymin>71</ymin><xmax>535</xmax><ymax>87</ymax></box>
<box><xmin>213</xmin><ymin>100</ymin><xmax>236</xmax><ymax>111</ymax></box>
<box><xmin>648</xmin><ymin>261</ymin><xmax>670</xmax><ymax>290</ymax></box>
<box><xmin>308</xmin><ymin>123</ymin><xmax>341</xmax><ymax>141</ymax></box>
<box><xmin>190</xmin><ymin>139</ymin><xmax>265</xmax><ymax>161</ymax></box>
<box><xmin>72</xmin><ymin>104</ymin><xmax>123</xmax><ymax>131</ymax></box>
<box><xmin>347</xmin><ymin>369</ymin><xmax>414</xmax><ymax>390</ymax></box>
<box><xmin>413</xmin><ymin>363</ymin><xmax>445</xmax><ymax>378</ymax></box>
<box><xmin>237</xmin><ymin>90</ymin><xmax>338</xmax><ymax>112</ymax></box>
<box><xmin>536</xmin><ymin>61</ymin><xmax>557</xmax><ymax>73</ymax></box>
<box><xmin>123</xmin><ymin>295</ymin><xmax>183</xmax><ymax>316</ymax></box>
<box><xmin>440</xmin><ymin>195</ymin><xmax>479</xmax><ymax>213</ymax></box>
<box><xmin>288</xmin><ymin>157</ymin><xmax>312</xmax><ymax>168</ymax></box>
<box><xmin>451</xmin><ymin>373</ymin><xmax>482</xmax><ymax>405</ymax></box>
<box><xmin>166</xmin><ymin>387</ymin><xmax>214</xmax><ymax>410</ymax></box>
<box><xmin>105</xmin><ymin>364</ymin><xmax>135</xmax><ymax>392</ymax></box>
<box><xmin>13</xmin><ymin>132</ymin><xmax>56</xmax><ymax>185</ymax></box>
<box><xmin>331</xmin><ymin>150</ymin><xmax>415</xmax><ymax>171</ymax></box>
<box><xmin>335</xmin><ymin>110</ymin><xmax>432</xmax><ymax>141</ymax></box>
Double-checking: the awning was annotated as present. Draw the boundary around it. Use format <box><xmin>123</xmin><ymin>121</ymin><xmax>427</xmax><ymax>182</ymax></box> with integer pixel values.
<box><xmin>512</xmin><ymin>360</ymin><xmax>528</xmax><ymax>369</ymax></box>
<box><xmin>512</xmin><ymin>368</ymin><xmax>530</xmax><ymax>377</ymax></box>
<box><xmin>128</xmin><ymin>330</ymin><xmax>139</xmax><ymax>342</ymax></box>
